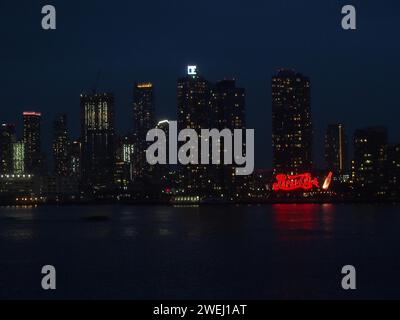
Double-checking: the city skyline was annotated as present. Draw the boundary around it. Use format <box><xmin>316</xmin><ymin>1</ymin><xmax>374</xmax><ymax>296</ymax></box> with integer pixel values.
<box><xmin>3</xmin><ymin>0</ymin><xmax>400</xmax><ymax>304</ymax></box>
<box><xmin>1</xmin><ymin>65</ymin><xmax>399</xmax><ymax>172</ymax></box>
<box><xmin>2</xmin><ymin>1</ymin><xmax>400</xmax><ymax>169</ymax></box>
<box><xmin>0</xmin><ymin>65</ymin><xmax>399</xmax><ymax>203</ymax></box>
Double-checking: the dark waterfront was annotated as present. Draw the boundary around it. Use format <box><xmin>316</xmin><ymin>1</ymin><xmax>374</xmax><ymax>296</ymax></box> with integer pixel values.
<box><xmin>1</xmin><ymin>204</ymin><xmax>400</xmax><ymax>300</ymax></box>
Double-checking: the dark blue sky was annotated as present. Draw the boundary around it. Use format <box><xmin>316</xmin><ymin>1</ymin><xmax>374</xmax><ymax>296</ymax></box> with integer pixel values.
<box><xmin>1</xmin><ymin>0</ymin><xmax>399</xmax><ymax>168</ymax></box>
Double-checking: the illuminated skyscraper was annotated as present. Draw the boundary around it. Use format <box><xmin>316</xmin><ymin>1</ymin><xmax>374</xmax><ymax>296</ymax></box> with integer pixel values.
<box><xmin>52</xmin><ymin>114</ymin><xmax>69</xmax><ymax>176</ymax></box>
<box><xmin>352</xmin><ymin>127</ymin><xmax>388</xmax><ymax>197</ymax></box>
<box><xmin>115</xmin><ymin>135</ymin><xmax>134</xmax><ymax>189</ymax></box>
<box><xmin>69</xmin><ymin>140</ymin><xmax>81</xmax><ymax>178</ymax></box>
<box><xmin>23</xmin><ymin>112</ymin><xmax>43</xmax><ymax>174</ymax></box>
<box><xmin>155</xmin><ymin>120</ymin><xmax>170</xmax><ymax>160</ymax></box>
<box><xmin>177</xmin><ymin>66</ymin><xmax>211</xmax><ymax>196</ymax></box>
<box><xmin>153</xmin><ymin>120</ymin><xmax>170</xmax><ymax>187</ymax></box>
<box><xmin>211</xmin><ymin>79</ymin><xmax>245</xmax><ymax>130</ymax></box>
<box><xmin>122</xmin><ymin>138</ymin><xmax>134</xmax><ymax>164</ymax></box>
<box><xmin>325</xmin><ymin>124</ymin><xmax>347</xmax><ymax>174</ymax></box>
<box><xmin>81</xmin><ymin>93</ymin><xmax>115</xmax><ymax>190</ymax></box>
<box><xmin>178</xmin><ymin>67</ymin><xmax>210</xmax><ymax>130</ymax></box>
<box><xmin>272</xmin><ymin>69</ymin><xmax>313</xmax><ymax>174</ymax></box>
<box><xmin>387</xmin><ymin>144</ymin><xmax>400</xmax><ymax>198</ymax></box>
<box><xmin>0</xmin><ymin>124</ymin><xmax>16</xmax><ymax>174</ymax></box>
<box><xmin>156</xmin><ymin>120</ymin><xmax>170</xmax><ymax>134</ymax></box>
<box><xmin>210</xmin><ymin>79</ymin><xmax>246</xmax><ymax>199</ymax></box>
<box><xmin>13</xmin><ymin>141</ymin><xmax>25</xmax><ymax>174</ymax></box>
<box><xmin>132</xmin><ymin>82</ymin><xmax>155</xmax><ymax>180</ymax></box>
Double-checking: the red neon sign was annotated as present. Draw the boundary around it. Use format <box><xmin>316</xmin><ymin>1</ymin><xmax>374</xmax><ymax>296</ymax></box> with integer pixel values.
<box><xmin>272</xmin><ymin>172</ymin><xmax>333</xmax><ymax>192</ymax></box>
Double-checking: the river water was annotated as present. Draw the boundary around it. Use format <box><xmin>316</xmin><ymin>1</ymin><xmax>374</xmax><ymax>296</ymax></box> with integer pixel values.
<box><xmin>0</xmin><ymin>204</ymin><xmax>399</xmax><ymax>299</ymax></box>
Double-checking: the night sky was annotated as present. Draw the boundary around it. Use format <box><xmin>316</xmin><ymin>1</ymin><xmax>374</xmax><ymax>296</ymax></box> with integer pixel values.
<box><xmin>1</xmin><ymin>0</ymin><xmax>399</xmax><ymax>168</ymax></box>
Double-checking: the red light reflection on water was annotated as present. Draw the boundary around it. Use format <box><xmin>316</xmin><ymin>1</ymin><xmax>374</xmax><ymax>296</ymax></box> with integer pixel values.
<box><xmin>273</xmin><ymin>204</ymin><xmax>318</xmax><ymax>230</ymax></box>
<box><xmin>272</xmin><ymin>204</ymin><xmax>334</xmax><ymax>241</ymax></box>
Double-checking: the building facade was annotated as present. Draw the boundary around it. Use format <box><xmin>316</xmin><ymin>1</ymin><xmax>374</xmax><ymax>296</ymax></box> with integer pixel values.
<box><xmin>210</xmin><ymin>79</ymin><xmax>247</xmax><ymax>200</ymax></box>
<box><xmin>12</xmin><ymin>141</ymin><xmax>25</xmax><ymax>174</ymax></box>
<box><xmin>272</xmin><ymin>69</ymin><xmax>313</xmax><ymax>174</ymax></box>
<box><xmin>177</xmin><ymin>67</ymin><xmax>211</xmax><ymax>196</ymax></box>
<box><xmin>23</xmin><ymin>112</ymin><xmax>43</xmax><ymax>174</ymax></box>
<box><xmin>352</xmin><ymin>127</ymin><xmax>388</xmax><ymax>198</ymax></box>
<box><xmin>387</xmin><ymin>144</ymin><xmax>400</xmax><ymax>199</ymax></box>
<box><xmin>325</xmin><ymin>124</ymin><xmax>347</xmax><ymax>174</ymax></box>
<box><xmin>0</xmin><ymin>124</ymin><xmax>16</xmax><ymax>174</ymax></box>
<box><xmin>81</xmin><ymin>93</ymin><xmax>115</xmax><ymax>191</ymax></box>
<box><xmin>132</xmin><ymin>82</ymin><xmax>155</xmax><ymax>180</ymax></box>
<box><xmin>69</xmin><ymin>140</ymin><xmax>81</xmax><ymax>178</ymax></box>
<box><xmin>53</xmin><ymin>114</ymin><xmax>70</xmax><ymax>177</ymax></box>
<box><xmin>114</xmin><ymin>135</ymin><xmax>134</xmax><ymax>190</ymax></box>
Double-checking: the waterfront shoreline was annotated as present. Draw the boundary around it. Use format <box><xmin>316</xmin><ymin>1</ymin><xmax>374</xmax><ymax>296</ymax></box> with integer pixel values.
<box><xmin>1</xmin><ymin>199</ymin><xmax>399</xmax><ymax>207</ymax></box>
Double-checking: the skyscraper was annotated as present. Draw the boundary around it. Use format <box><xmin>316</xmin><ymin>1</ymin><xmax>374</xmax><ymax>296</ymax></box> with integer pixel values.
<box><xmin>352</xmin><ymin>127</ymin><xmax>388</xmax><ymax>197</ymax></box>
<box><xmin>81</xmin><ymin>93</ymin><xmax>115</xmax><ymax>190</ymax></box>
<box><xmin>132</xmin><ymin>82</ymin><xmax>155</xmax><ymax>180</ymax></box>
<box><xmin>272</xmin><ymin>69</ymin><xmax>313</xmax><ymax>174</ymax></box>
<box><xmin>178</xmin><ymin>67</ymin><xmax>210</xmax><ymax>130</ymax></box>
<box><xmin>155</xmin><ymin>120</ymin><xmax>170</xmax><ymax>165</ymax></box>
<box><xmin>210</xmin><ymin>79</ymin><xmax>246</xmax><ymax>199</ymax></box>
<box><xmin>387</xmin><ymin>144</ymin><xmax>400</xmax><ymax>199</ymax></box>
<box><xmin>177</xmin><ymin>66</ymin><xmax>211</xmax><ymax>196</ymax></box>
<box><xmin>211</xmin><ymin>79</ymin><xmax>245</xmax><ymax>130</ymax></box>
<box><xmin>153</xmin><ymin>120</ymin><xmax>171</xmax><ymax>190</ymax></box>
<box><xmin>69</xmin><ymin>140</ymin><xmax>81</xmax><ymax>178</ymax></box>
<box><xmin>325</xmin><ymin>124</ymin><xmax>347</xmax><ymax>174</ymax></box>
<box><xmin>12</xmin><ymin>141</ymin><xmax>25</xmax><ymax>174</ymax></box>
<box><xmin>114</xmin><ymin>135</ymin><xmax>134</xmax><ymax>189</ymax></box>
<box><xmin>23</xmin><ymin>112</ymin><xmax>43</xmax><ymax>174</ymax></box>
<box><xmin>52</xmin><ymin>114</ymin><xmax>69</xmax><ymax>177</ymax></box>
<box><xmin>0</xmin><ymin>124</ymin><xmax>16</xmax><ymax>174</ymax></box>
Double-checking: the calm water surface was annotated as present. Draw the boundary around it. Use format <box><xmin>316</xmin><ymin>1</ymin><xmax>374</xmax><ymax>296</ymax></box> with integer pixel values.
<box><xmin>0</xmin><ymin>204</ymin><xmax>399</xmax><ymax>299</ymax></box>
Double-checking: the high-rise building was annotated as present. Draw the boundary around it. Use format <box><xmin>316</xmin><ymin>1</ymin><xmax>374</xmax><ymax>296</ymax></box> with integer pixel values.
<box><xmin>387</xmin><ymin>144</ymin><xmax>400</xmax><ymax>198</ymax></box>
<box><xmin>152</xmin><ymin>120</ymin><xmax>171</xmax><ymax>191</ymax></box>
<box><xmin>12</xmin><ymin>141</ymin><xmax>25</xmax><ymax>174</ymax></box>
<box><xmin>156</xmin><ymin>120</ymin><xmax>170</xmax><ymax>132</ymax></box>
<box><xmin>52</xmin><ymin>114</ymin><xmax>70</xmax><ymax>177</ymax></box>
<box><xmin>0</xmin><ymin>124</ymin><xmax>16</xmax><ymax>174</ymax></box>
<box><xmin>81</xmin><ymin>93</ymin><xmax>115</xmax><ymax>190</ymax></box>
<box><xmin>325</xmin><ymin>124</ymin><xmax>347</xmax><ymax>174</ymax></box>
<box><xmin>211</xmin><ymin>79</ymin><xmax>245</xmax><ymax>130</ymax></box>
<box><xmin>122</xmin><ymin>138</ymin><xmax>134</xmax><ymax>165</ymax></box>
<box><xmin>177</xmin><ymin>66</ymin><xmax>211</xmax><ymax>196</ymax></box>
<box><xmin>23</xmin><ymin>112</ymin><xmax>43</xmax><ymax>174</ymax></box>
<box><xmin>132</xmin><ymin>82</ymin><xmax>155</xmax><ymax>180</ymax></box>
<box><xmin>114</xmin><ymin>135</ymin><xmax>134</xmax><ymax>189</ymax></box>
<box><xmin>178</xmin><ymin>67</ymin><xmax>211</xmax><ymax>130</ymax></box>
<box><xmin>156</xmin><ymin>120</ymin><xmax>170</xmax><ymax>161</ymax></box>
<box><xmin>210</xmin><ymin>79</ymin><xmax>246</xmax><ymax>199</ymax></box>
<box><xmin>69</xmin><ymin>140</ymin><xmax>81</xmax><ymax>178</ymax></box>
<box><xmin>272</xmin><ymin>69</ymin><xmax>313</xmax><ymax>174</ymax></box>
<box><xmin>352</xmin><ymin>127</ymin><xmax>388</xmax><ymax>197</ymax></box>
